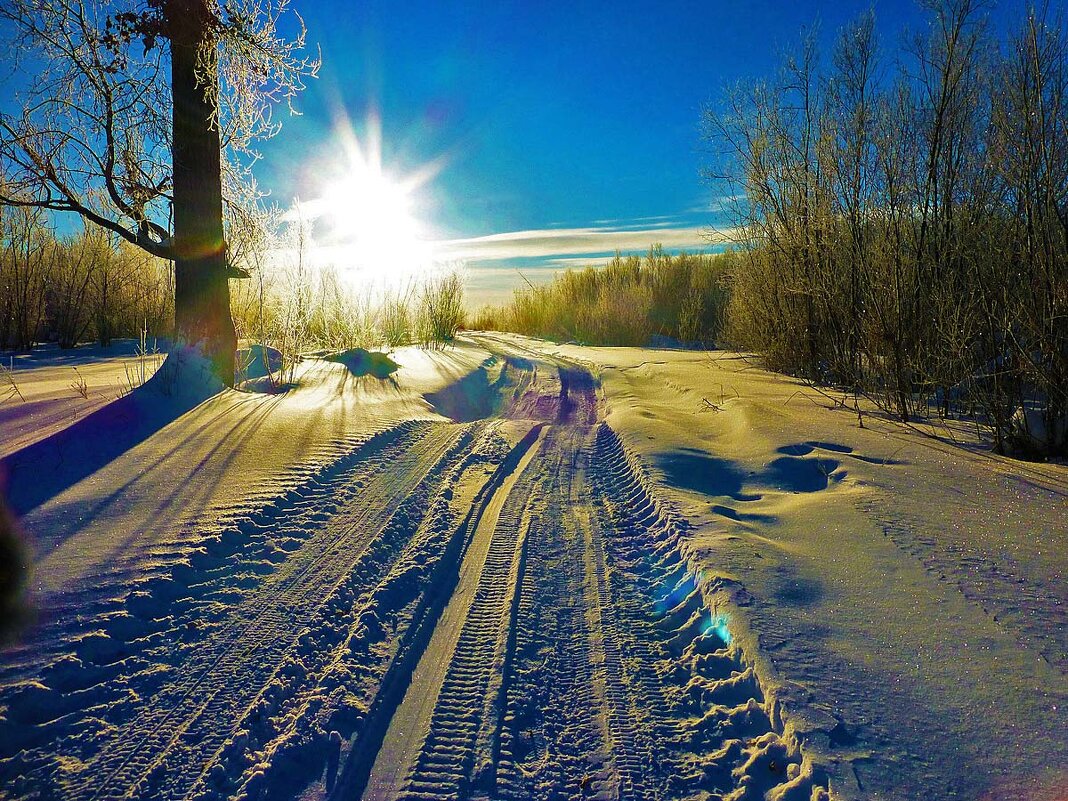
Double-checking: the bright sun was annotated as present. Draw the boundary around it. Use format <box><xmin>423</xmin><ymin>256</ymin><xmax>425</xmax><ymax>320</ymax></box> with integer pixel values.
<box><xmin>322</xmin><ymin>165</ymin><xmax>419</xmax><ymax>265</ymax></box>
<box><xmin>300</xmin><ymin>109</ymin><xmax>445</xmax><ymax>289</ymax></box>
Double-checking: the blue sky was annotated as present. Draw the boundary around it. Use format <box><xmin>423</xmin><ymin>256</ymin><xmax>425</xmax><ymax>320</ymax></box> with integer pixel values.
<box><xmin>260</xmin><ymin>0</ymin><xmax>973</xmax><ymax>303</ymax></box>
<box><xmin>0</xmin><ymin>1</ymin><xmax>1021</xmax><ymax>305</ymax></box>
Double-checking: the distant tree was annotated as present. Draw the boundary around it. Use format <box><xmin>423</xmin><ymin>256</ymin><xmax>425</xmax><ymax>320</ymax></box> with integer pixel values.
<box><xmin>0</xmin><ymin>0</ymin><xmax>317</xmax><ymax>383</ymax></box>
<box><xmin>0</xmin><ymin>204</ymin><xmax>57</xmax><ymax>350</ymax></box>
<box><xmin>51</xmin><ymin>226</ymin><xmax>109</xmax><ymax>349</ymax></box>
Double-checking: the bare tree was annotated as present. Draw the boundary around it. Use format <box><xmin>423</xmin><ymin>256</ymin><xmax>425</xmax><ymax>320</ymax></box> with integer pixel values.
<box><xmin>704</xmin><ymin>1</ymin><xmax>1067</xmax><ymax>456</ymax></box>
<box><xmin>51</xmin><ymin>225</ymin><xmax>109</xmax><ymax>348</ymax></box>
<box><xmin>871</xmin><ymin>79</ymin><xmax>920</xmax><ymax>421</ymax></box>
<box><xmin>991</xmin><ymin>4</ymin><xmax>1068</xmax><ymax>453</ymax></box>
<box><xmin>827</xmin><ymin>10</ymin><xmax>879</xmax><ymax>393</ymax></box>
<box><xmin>0</xmin><ymin>0</ymin><xmax>317</xmax><ymax>384</ymax></box>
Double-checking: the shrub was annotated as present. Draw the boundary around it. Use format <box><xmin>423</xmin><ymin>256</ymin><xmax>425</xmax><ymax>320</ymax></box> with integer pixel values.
<box><xmin>417</xmin><ymin>271</ymin><xmax>465</xmax><ymax>349</ymax></box>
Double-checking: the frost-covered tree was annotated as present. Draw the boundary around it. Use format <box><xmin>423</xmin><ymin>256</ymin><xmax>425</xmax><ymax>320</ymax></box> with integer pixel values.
<box><xmin>704</xmin><ymin>1</ymin><xmax>1068</xmax><ymax>456</ymax></box>
<box><xmin>0</xmin><ymin>0</ymin><xmax>317</xmax><ymax>383</ymax></box>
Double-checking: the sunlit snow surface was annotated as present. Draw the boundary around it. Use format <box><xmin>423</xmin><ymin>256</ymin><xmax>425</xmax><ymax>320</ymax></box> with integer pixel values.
<box><xmin>503</xmin><ymin>333</ymin><xmax>1068</xmax><ymax>801</ymax></box>
<box><xmin>0</xmin><ymin>333</ymin><xmax>1064</xmax><ymax>801</ymax></box>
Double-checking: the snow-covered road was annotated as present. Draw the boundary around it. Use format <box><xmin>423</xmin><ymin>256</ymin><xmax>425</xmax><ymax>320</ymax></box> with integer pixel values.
<box><xmin>0</xmin><ymin>335</ymin><xmax>1064</xmax><ymax>801</ymax></box>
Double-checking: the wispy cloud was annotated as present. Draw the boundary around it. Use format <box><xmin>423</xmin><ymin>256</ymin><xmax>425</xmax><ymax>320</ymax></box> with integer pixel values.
<box><xmin>432</xmin><ymin>223</ymin><xmax>731</xmax><ymax>264</ymax></box>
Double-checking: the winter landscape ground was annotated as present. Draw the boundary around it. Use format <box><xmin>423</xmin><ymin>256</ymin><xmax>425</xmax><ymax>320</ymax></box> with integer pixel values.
<box><xmin>0</xmin><ymin>334</ymin><xmax>1065</xmax><ymax>801</ymax></box>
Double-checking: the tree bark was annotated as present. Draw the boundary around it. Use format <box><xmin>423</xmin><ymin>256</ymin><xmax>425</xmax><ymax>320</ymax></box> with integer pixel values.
<box><xmin>168</xmin><ymin>0</ymin><xmax>236</xmax><ymax>386</ymax></box>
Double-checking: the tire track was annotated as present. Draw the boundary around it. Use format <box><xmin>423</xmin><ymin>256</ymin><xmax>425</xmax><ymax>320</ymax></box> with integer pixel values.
<box><xmin>396</xmin><ymin>435</ymin><xmax>547</xmax><ymax>800</ymax></box>
<box><xmin>494</xmin><ymin>429</ymin><xmax>609</xmax><ymax>800</ymax></box>
<box><xmin>398</xmin><ymin>491</ymin><xmax>528</xmax><ymax>797</ymax></box>
<box><xmin>588</xmin><ymin>423</ymin><xmax>830</xmax><ymax>800</ymax></box>
<box><xmin>330</xmin><ymin>423</ymin><xmax>546</xmax><ymax>801</ymax></box>
<box><xmin>66</xmin><ymin>421</ymin><xmax>471</xmax><ymax>801</ymax></box>
<box><xmin>1</xmin><ymin>426</ymin><xmax>428</xmax><ymax>796</ymax></box>
<box><xmin>580</xmin><ymin>475</ymin><xmax>656</xmax><ymax>801</ymax></box>
<box><xmin>203</xmin><ymin>423</ymin><xmax>518</xmax><ymax>801</ymax></box>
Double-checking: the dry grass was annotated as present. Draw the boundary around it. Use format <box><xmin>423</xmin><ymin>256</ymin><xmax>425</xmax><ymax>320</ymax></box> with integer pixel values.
<box><xmin>473</xmin><ymin>247</ymin><xmax>732</xmax><ymax>347</ymax></box>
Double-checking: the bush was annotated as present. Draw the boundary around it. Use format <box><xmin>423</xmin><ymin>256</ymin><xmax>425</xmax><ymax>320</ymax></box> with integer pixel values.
<box><xmin>416</xmin><ymin>272</ymin><xmax>465</xmax><ymax>349</ymax></box>
<box><xmin>1</xmin><ymin>212</ymin><xmax>173</xmax><ymax>351</ymax></box>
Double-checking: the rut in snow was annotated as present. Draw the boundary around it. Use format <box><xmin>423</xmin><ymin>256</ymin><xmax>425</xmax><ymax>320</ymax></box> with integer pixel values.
<box><xmin>0</xmin><ymin>420</ymin><xmax>489</xmax><ymax>800</ymax></box>
<box><xmin>338</xmin><ymin>352</ymin><xmax>829</xmax><ymax>801</ymax></box>
<box><xmin>1</xmin><ymin>350</ymin><xmax>829</xmax><ymax>801</ymax></box>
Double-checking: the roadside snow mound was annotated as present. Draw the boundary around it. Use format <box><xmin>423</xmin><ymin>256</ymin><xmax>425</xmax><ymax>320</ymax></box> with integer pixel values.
<box><xmin>589</xmin><ymin>423</ymin><xmax>831</xmax><ymax>801</ymax></box>
<box><xmin>424</xmin><ymin>357</ymin><xmax>508</xmax><ymax>422</ymax></box>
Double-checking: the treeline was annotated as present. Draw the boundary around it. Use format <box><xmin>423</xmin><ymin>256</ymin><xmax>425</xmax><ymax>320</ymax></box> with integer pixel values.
<box><xmin>705</xmin><ymin>1</ymin><xmax>1068</xmax><ymax>457</ymax></box>
<box><xmin>1</xmin><ymin>197</ymin><xmax>465</xmax><ymax>372</ymax></box>
<box><xmin>1</xmin><ymin>207</ymin><xmax>173</xmax><ymax>350</ymax></box>
<box><xmin>473</xmin><ymin>248</ymin><xmax>732</xmax><ymax>347</ymax></box>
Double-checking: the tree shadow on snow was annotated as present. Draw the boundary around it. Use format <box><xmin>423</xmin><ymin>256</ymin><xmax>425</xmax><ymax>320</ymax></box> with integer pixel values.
<box><xmin>770</xmin><ymin>563</ymin><xmax>826</xmax><ymax>608</ymax></box>
<box><xmin>0</xmin><ymin>351</ymin><xmax>222</xmax><ymax>517</ymax></box>
<box><xmin>323</xmin><ymin>348</ymin><xmax>400</xmax><ymax>379</ymax></box>
<box><xmin>28</xmin><ymin>390</ymin><xmax>280</xmax><ymax>576</ymax></box>
<box><xmin>763</xmin><ymin>455</ymin><xmax>839</xmax><ymax>493</ymax></box>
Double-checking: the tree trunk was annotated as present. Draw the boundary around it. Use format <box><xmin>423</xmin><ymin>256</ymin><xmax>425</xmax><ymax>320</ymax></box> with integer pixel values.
<box><xmin>168</xmin><ymin>0</ymin><xmax>236</xmax><ymax>386</ymax></box>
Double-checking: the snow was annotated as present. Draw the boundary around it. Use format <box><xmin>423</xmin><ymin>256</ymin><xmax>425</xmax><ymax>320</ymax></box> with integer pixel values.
<box><xmin>492</xmin><ymin>333</ymin><xmax>1068</xmax><ymax>801</ymax></box>
<box><xmin>0</xmin><ymin>332</ymin><xmax>1064</xmax><ymax>801</ymax></box>
<box><xmin>0</xmin><ymin>340</ymin><xmax>165</xmax><ymax>459</ymax></box>
<box><xmin>5</xmin><ymin>342</ymin><xmax>490</xmax><ymax>591</ymax></box>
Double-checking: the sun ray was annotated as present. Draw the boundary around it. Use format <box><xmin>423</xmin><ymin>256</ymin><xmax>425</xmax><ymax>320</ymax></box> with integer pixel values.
<box><xmin>286</xmin><ymin>107</ymin><xmax>455</xmax><ymax>291</ymax></box>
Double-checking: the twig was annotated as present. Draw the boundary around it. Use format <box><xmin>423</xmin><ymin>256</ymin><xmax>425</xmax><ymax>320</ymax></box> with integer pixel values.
<box><xmin>0</xmin><ymin>357</ymin><xmax>25</xmax><ymax>403</ymax></box>
<box><xmin>69</xmin><ymin>366</ymin><xmax>89</xmax><ymax>399</ymax></box>
<box><xmin>515</xmin><ymin>269</ymin><xmax>536</xmax><ymax>291</ymax></box>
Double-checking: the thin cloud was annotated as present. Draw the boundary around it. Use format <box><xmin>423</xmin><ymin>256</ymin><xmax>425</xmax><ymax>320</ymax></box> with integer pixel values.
<box><xmin>688</xmin><ymin>193</ymin><xmax>746</xmax><ymax>214</ymax></box>
<box><xmin>590</xmin><ymin>213</ymin><xmax>684</xmax><ymax>226</ymax></box>
<box><xmin>432</xmin><ymin>223</ymin><xmax>731</xmax><ymax>263</ymax></box>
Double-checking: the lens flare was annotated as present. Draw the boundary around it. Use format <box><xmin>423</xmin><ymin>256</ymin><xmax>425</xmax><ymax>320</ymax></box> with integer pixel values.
<box><xmin>287</xmin><ymin>106</ymin><xmax>451</xmax><ymax>290</ymax></box>
<box><xmin>706</xmin><ymin>613</ymin><xmax>732</xmax><ymax>646</ymax></box>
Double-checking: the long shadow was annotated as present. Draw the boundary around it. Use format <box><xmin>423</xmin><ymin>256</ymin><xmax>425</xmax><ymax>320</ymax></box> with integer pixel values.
<box><xmin>2</xmin><ymin>338</ymin><xmax>167</xmax><ymax>369</ymax></box>
<box><xmin>656</xmin><ymin>448</ymin><xmax>840</xmax><ymax>499</ymax></box>
<box><xmin>31</xmin><ymin>392</ymin><xmax>281</xmax><ymax>613</ymax></box>
<box><xmin>0</xmin><ymin>355</ymin><xmax>220</xmax><ymax>517</ymax></box>
<box><xmin>52</xmin><ymin>393</ymin><xmax>275</xmax><ymax>550</ymax></box>
<box><xmin>655</xmin><ymin>448</ymin><xmax>759</xmax><ymax>500</ymax></box>
<box><xmin>424</xmin><ymin>358</ymin><xmax>504</xmax><ymax>422</ymax></box>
